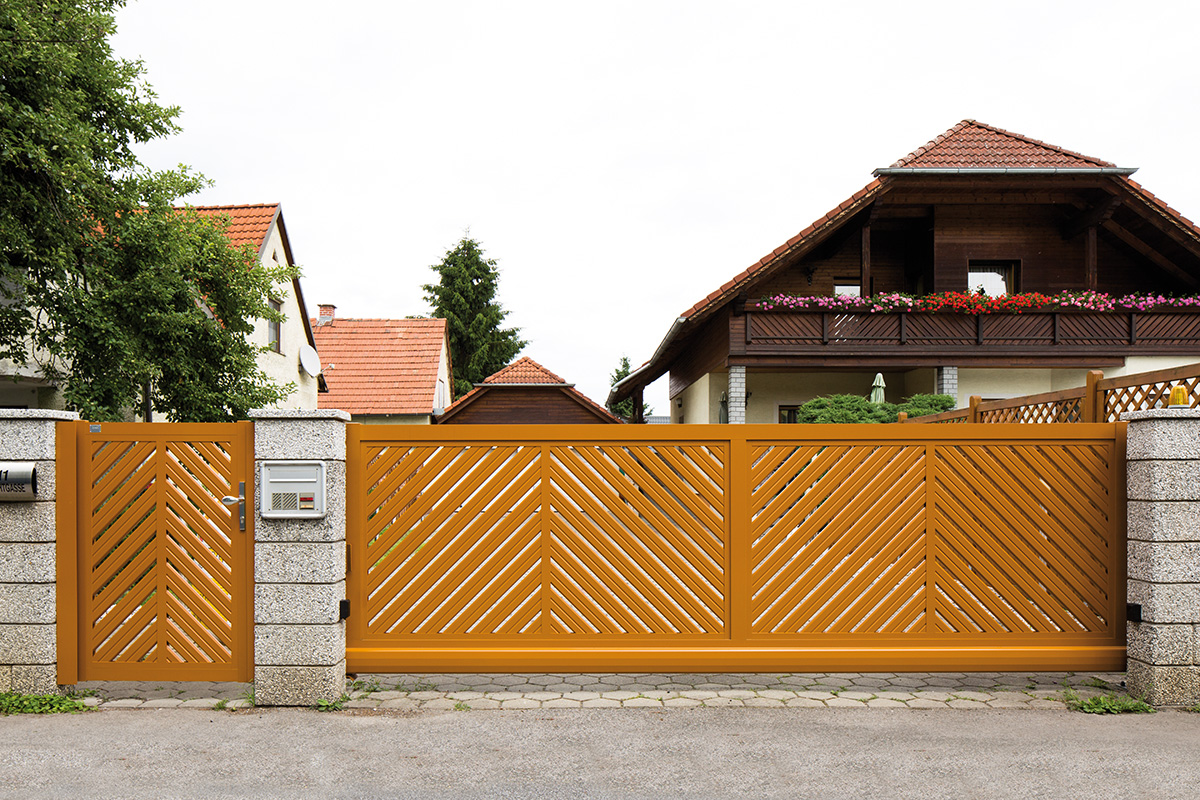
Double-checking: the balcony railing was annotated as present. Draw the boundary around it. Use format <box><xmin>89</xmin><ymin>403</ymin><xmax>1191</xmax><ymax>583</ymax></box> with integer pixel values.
<box><xmin>734</xmin><ymin>308</ymin><xmax>1200</xmax><ymax>359</ymax></box>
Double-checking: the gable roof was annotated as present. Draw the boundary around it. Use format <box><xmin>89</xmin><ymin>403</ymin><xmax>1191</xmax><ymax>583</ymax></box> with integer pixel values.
<box><xmin>437</xmin><ymin>356</ymin><xmax>622</xmax><ymax>423</ymax></box>
<box><xmin>311</xmin><ymin>317</ymin><xmax>448</xmax><ymax>415</ymax></box>
<box><xmin>483</xmin><ymin>356</ymin><xmax>568</xmax><ymax>385</ymax></box>
<box><xmin>189</xmin><ymin>203</ymin><xmax>325</xmax><ymax>390</ymax></box>
<box><xmin>610</xmin><ymin>120</ymin><xmax>1200</xmax><ymax>406</ymax></box>
<box><xmin>192</xmin><ymin>203</ymin><xmax>282</xmax><ymax>253</ymax></box>
<box><xmin>887</xmin><ymin>119</ymin><xmax>1114</xmax><ymax>169</ymax></box>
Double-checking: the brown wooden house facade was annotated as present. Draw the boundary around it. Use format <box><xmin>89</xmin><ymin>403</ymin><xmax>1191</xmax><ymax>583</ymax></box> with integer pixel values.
<box><xmin>437</xmin><ymin>357</ymin><xmax>622</xmax><ymax>425</ymax></box>
<box><xmin>609</xmin><ymin>120</ymin><xmax>1200</xmax><ymax>423</ymax></box>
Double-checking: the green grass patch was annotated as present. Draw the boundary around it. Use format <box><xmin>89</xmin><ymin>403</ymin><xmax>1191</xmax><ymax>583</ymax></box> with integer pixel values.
<box><xmin>0</xmin><ymin>691</ymin><xmax>90</xmax><ymax>716</ymax></box>
<box><xmin>1062</xmin><ymin>688</ymin><xmax>1154</xmax><ymax>714</ymax></box>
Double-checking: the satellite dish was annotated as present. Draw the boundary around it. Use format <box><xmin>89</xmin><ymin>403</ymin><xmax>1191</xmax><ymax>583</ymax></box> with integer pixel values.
<box><xmin>299</xmin><ymin>344</ymin><xmax>321</xmax><ymax>377</ymax></box>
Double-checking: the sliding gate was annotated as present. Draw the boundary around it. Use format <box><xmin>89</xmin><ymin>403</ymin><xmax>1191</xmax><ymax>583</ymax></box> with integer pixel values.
<box><xmin>346</xmin><ymin>423</ymin><xmax>1125</xmax><ymax>673</ymax></box>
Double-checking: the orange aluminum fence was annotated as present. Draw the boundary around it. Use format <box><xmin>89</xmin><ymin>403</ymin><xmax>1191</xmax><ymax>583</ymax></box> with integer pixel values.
<box><xmin>57</xmin><ymin>421</ymin><xmax>254</xmax><ymax>683</ymax></box>
<box><xmin>346</xmin><ymin>423</ymin><xmax>1126</xmax><ymax>673</ymax></box>
<box><xmin>906</xmin><ymin>362</ymin><xmax>1200</xmax><ymax>425</ymax></box>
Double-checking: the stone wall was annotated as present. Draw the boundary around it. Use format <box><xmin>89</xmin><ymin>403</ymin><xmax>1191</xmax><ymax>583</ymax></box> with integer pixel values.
<box><xmin>0</xmin><ymin>410</ymin><xmax>77</xmax><ymax>694</ymax></box>
<box><xmin>1125</xmin><ymin>408</ymin><xmax>1200</xmax><ymax>705</ymax></box>
<box><xmin>250</xmin><ymin>409</ymin><xmax>349</xmax><ymax>705</ymax></box>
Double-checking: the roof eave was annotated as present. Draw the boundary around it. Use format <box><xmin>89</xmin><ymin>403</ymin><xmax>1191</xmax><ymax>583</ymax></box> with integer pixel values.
<box><xmin>607</xmin><ymin>316</ymin><xmax>687</xmax><ymax>406</ymax></box>
<box><xmin>872</xmin><ymin>167</ymin><xmax>1138</xmax><ymax>176</ymax></box>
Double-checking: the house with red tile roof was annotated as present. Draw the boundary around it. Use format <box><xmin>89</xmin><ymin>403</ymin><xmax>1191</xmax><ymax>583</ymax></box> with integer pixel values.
<box><xmin>0</xmin><ymin>202</ymin><xmax>326</xmax><ymax>412</ymax></box>
<box><xmin>436</xmin><ymin>356</ymin><xmax>622</xmax><ymax>424</ymax></box>
<box><xmin>192</xmin><ymin>203</ymin><xmax>326</xmax><ymax>410</ymax></box>
<box><xmin>311</xmin><ymin>307</ymin><xmax>452</xmax><ymax>423</ymax></box>
<box><xmin>609</xmin><ymin>121</ymin><xmax>1200</xmax><ymax>423</ymax></box>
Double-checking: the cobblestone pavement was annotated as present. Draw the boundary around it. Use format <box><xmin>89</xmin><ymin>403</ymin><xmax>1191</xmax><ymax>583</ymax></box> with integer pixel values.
<box><xmin>72</xmin><ymin>671</ymin><xmax>1134</xmax><ymax>710</ymax></box>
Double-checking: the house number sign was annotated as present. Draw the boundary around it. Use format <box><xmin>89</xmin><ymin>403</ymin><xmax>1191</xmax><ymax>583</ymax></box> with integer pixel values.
<box><xmin>0</xmin><ymin>463</ymin><xmax>37</xmax><ymax>501</ymax></box>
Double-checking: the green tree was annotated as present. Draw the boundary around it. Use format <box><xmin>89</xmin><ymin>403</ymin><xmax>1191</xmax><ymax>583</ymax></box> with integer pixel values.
<box><xmin>0</xmin><ymin>0</ymin><xmax>295</xmax><ymax>420</ymax></box>
<box><xmin>607</xmin><ymin>355</ymin><xmax>652</xmax><ymax>420</ymax></box>
<box><xmin>423</xmin><ymin>237</ymin><xmax>526</xmax><ymax>397</ymax></box>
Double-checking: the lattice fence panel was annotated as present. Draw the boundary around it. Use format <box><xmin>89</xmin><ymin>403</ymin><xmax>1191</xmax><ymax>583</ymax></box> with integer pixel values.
<box><xmin>932</xmin><ymin>444</ymin><xmax>1113</xmax><ymax>634</ymax></box>
<box><xmin>85</xmin><ymin>437</ymin><xmax>236</xmax><ymax>667</ymax></box>
<box><xmin>1104</xmin><ymin>375</ymin><xmax>1200</xmax><ymax>420</ymax></box>
<box><xmin>978</xmin><ymin>398</ymin><xmax>1083</xmax><ymax>424</ymax></box>
<box><xmin>549</xmin><ymin>445</ymin><xmax>727</xmax><ymax>635</ymax></box>
<box><xmin>749</xmin><ymin>444</ymin><xmax>928</xmax><ymax>634</ymax></box>
<box><xmin>363</xmin><ymin>444</ymin><xmax>543</xmax><ymax>635</ymax></box>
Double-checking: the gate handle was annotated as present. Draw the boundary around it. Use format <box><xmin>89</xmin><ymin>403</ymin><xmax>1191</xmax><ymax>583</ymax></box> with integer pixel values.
<box><xmin>221</xmin><ymin>481</ymin><xmax>246</xmax><ymax>531</ymax></box>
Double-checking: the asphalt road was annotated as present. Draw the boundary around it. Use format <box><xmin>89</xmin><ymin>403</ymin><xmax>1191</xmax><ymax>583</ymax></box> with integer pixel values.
<box><xmin>3</xmin><ymin>707</ymin><xmax>1197</xmax><ymax>799</ymax></box>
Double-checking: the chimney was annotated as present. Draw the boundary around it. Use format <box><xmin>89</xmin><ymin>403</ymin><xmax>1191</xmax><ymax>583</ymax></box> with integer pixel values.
<box><xmin>317</xmin><ymin>304</ymin><xmax>336</xmax><ymax>326</ymax></box>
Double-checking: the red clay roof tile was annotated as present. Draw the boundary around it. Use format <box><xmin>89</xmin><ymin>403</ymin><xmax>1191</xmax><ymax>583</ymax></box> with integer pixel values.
<box><xmin>310</xmin><ymin>318</ymin><xmax>447</xmax><ymax>415</ymax></box>
<box><xmin>483</xmin><ymin>356</ymin><xmax>567</xmax><ymax>385</ymax></box>
<box><xmin>890</xmin><ymin>120</ymin><xmax>1114</xmax><ymax>169</ymax></box>
<box><xmin>191</xmin><ymin>204</ymin><xmax>280</xmax><ymax>253</ymax></box>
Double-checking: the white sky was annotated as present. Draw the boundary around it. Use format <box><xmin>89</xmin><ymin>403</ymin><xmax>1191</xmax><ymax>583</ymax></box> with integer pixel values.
<box><xmin>111</xmin><ymin>0</ymin><xmax>1200</xmax><ymax>412</ymax></box>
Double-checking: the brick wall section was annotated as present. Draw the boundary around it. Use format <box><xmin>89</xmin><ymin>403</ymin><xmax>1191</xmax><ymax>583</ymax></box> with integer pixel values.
<box><xmin>728</xmin><ymin>366</ymin><xmax>746</xmax><ymax>424</ymax></box>
<box><xmin>935</xmin><ymin>366</ymin><xmax>958</xmax><ymax>398</ymax></box>
<box><xmin>249</xmin><ymin>409</ymin><xmax>349</xmax><ymax>705</ymax></box>
<box><xmin>1125</xmin><ymin>408</ymin><xmax>1200</xmax><ymax>705</ymax></box>
<box><xmin>0</xmin><ymin>410</ymin><xmax>78</xmax><ymax>694</ymax></box>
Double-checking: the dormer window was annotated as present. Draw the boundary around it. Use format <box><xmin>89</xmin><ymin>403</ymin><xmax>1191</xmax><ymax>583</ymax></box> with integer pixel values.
<box><xmin>268</xmin><ymin>298</ymin><xmax>282</xmax><ymax>353</ymax></box>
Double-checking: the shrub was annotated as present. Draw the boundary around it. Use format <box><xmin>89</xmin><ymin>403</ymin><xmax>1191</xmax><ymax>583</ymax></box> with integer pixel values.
<box><xmin>790</xmin><ymin>393</ymin><xmax>954</xmax><ymax>424</ymax></box>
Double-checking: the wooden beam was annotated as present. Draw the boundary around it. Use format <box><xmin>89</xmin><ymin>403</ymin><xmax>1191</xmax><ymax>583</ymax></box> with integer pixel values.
<box><xmin>888</xmin><ymin>192</ymin><xmax>1084</xmax><ymax>206</ymax></box>
<box><xmin>1085</xmin><ymin>226</ymin><xmax>1097</xmax><ymax>291</ymax></box>
<box><xmin>1062</xmin><ymin>196</ymin><xmax>1122</xmax><ymax>239</ymax></box>
<box><xmin>1102</xmin><ymin>219</ymin><xmax>1200</xmax><ymax>289</ymax></box>
<box><xmin>632</xmin><ymin>388</ymin><xmax>645</xmax><ymax>424</ymax></box>
<box><xmin>860</xmin><ymin>223</ymin><xmax>871</xmax><ymax>298</ymax></box>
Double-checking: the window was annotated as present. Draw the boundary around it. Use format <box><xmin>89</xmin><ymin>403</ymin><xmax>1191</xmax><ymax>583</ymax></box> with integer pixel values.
<box><xmin>834</xmin><ymin>280</ymin><xmax>861</xmax><ymax>297</ymax></box>
<box><xmin>968</xmin><ymin>260</ymin><xmax>1018</xmax><ymax>295</ymax></box>
<box><xmin>268</xmin><ymin>299</ymin><xmax>282</xmax><ymax>353</ymax></box>
<box><xmin>779</xmin><ymin>405</ymin><xmax>801</xmax><ymax>424</ymax></box>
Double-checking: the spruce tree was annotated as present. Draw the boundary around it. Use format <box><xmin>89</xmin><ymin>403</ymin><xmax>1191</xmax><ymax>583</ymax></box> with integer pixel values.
<box><xmin>607</xmin><ymin>355</ymin><xmax>653</xmax><ymax>420</ymax></box>
<box><xmin>423</xmin><ymin>237</ymin><xmax>526</xmax><ymax>397</ymax></box>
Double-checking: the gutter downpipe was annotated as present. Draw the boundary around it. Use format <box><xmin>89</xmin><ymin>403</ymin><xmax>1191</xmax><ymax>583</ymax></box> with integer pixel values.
<box><xmin>607</xmin><ymin>316</ymin><xmax>687</xmax><ymax>409</ymax></box>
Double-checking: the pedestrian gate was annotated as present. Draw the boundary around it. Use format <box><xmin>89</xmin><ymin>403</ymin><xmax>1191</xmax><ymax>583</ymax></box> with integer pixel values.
<box><xmin>346</xmin><ymin>424</ymin><xmax>1126</xmax><ymax>673</ymax></box>
<box><xmin>58</xmin><ymin>421</ymin><xmax>254</xmax><ymax>682</ymax></box>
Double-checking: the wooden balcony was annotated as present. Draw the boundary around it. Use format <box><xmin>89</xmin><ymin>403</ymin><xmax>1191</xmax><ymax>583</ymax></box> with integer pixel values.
<box><xmin>731</xmin><ymin>308</ymin><xmax>1200</xmax><ymax>367</ymax></box>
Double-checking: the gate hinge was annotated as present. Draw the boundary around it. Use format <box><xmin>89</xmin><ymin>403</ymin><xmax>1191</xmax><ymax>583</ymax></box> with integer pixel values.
<box><xmin>1126</xmin><ymin>602</ymin><xmax>1142</xmax><ymax>623</ymax></box>
<box><xmin>339</xmin><ymin>599</ymin><xmax>351</xmax><ymax>621</ymax></box>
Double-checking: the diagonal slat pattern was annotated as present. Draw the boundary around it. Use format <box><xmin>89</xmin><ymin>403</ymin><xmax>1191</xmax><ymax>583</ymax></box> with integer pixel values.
<box><xmin>750</xmin><ymin>444</ymin><xmax>927</xmax><ymax>634</ymax></box>
<box><xmin>81</xmin><ymin>430</ymin><xmax>242</xmax><ymax>677</ymax></box>
<box><xmin>933</xmin><ymin>445</ymin><xmax>1112</xmax><ymax>634</ymax></box>
<box><xmin>549</xmin><ymin>445</ymin><xmax>727</xmax><ymax>635</ymax></box>
<box><xmin>346</xmin><ymin>426</ymin><xmax>1124</xmax><ymax>673</ymax></box>
<box><xmin>363</xmin><ymin>444</ymin><xmax>543</xmax><ymax>635</ymax></box>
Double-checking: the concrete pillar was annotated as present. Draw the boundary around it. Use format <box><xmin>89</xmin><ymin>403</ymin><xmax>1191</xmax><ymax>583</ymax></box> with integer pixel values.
<box><xmin>249</xmin><ymin>409</ymin><xmax>349</xmax><ymax>706</ymax></box>
<box><xmin>1125</xmin><ymin>408</ymin><xmax>1200</xmax><ymax>705</ymax></box>
<box><xmin>935</xmin><ymin>366</ymin><xmax>958</xmax><ymax>399</ymax></box>
<box><xmin>728</xmin><ymin>366</ymin><xmax>746</xmax><ymax>424</ymax></box>
<box><xmin>0</xmin><ymin>410</ymin><xmax>78</xmax><ymax>694</ymax></box>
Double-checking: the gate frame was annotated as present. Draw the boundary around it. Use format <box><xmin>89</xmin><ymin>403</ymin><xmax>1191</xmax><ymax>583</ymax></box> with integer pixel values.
<box><xmin>56</xmin><ymin>420</ymin><xmax>256</xmax><ymax>684</ymax></box>
<box><xmin>346</xmin><ymin>422</ymin><xmax>1127</xmax><ymax>674</ymax></box>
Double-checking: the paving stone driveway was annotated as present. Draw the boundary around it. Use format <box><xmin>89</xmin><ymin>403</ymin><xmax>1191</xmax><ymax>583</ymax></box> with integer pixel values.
<box><xmin>73</xmin><ymin>671</ymin><xmax>1131</xmax><ymax>710</ymax></box>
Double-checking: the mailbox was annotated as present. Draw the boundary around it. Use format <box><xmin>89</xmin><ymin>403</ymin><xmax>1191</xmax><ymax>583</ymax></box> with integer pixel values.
<box><xmin>261</xmin><ymin>461</ymin><xmax>327</xmax><ymax>519</ymax></box>
<box><xmin>0</xmin><ymin>463</ymin><xmax>37</xmax><ymax>501</ymax></box>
